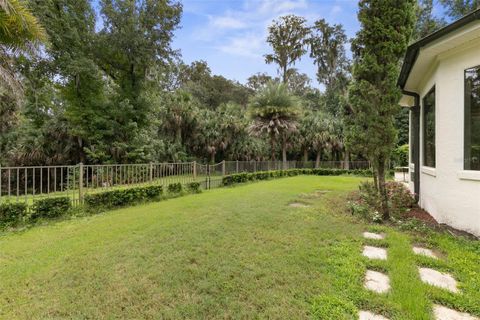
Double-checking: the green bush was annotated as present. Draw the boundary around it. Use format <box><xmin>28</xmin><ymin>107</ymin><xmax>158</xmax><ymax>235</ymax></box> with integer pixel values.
<box><xmin>222</xmin><ymin>168</ymin><xmax>374</xmax><ymax>186</ymax></box>
<box><xmin>392</xmin><ymin>144</ymin><xmax>409</xmax><ymax>167</ymax></box>
<box><xmin>84</xmin><ymin>185</ymin><xmax>163</xmax><ymax>209</ymax></box>
<box><xmin>354</xmin><ymin>181</ymin><xmax>415</xmax><ymax>222</ymax></box>
<box><xmin>167</xmin><ymin>182</ymin><xmax>182</xmax><ymax>194</ymax></box>
<box><xmin>186</xmin><ymin>182</ymin><xmax>201</xmax><ymax>193</ymax></box>
<box><xmin>0</xmin><ymin>202</ymin><xmax>28</xmax><ymax>227</ymax></box>
<box><xmin>32</xmin><ymin>197</ymin><xmax>71</xmax><ymax>219</ymax></box>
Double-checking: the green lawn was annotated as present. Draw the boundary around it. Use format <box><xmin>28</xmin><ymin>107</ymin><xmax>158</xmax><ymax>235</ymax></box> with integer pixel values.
<box><xmin>0</xmin><ymin>176</ymin><xmax>478</xmax><ymax>319</ymax></box>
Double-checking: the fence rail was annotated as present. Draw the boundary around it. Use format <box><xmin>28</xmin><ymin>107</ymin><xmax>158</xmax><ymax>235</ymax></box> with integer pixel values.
<box><xmin>0</xmin><ymin>160</ymin><xmax>370</xmax><ymax>206</ymax></box>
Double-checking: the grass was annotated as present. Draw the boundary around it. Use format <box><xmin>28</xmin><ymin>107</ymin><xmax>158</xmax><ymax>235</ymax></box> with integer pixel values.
<box><xmin>0</xmin><ymin>176</ymin><xmax>478</xmax><ymax>319</ymax></box>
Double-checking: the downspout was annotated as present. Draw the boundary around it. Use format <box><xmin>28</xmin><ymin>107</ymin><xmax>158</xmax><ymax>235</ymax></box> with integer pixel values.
<box><xmin>402</xmin><ymin>90</ymin><xmax>420</xmax><ymax>202</ymax></box>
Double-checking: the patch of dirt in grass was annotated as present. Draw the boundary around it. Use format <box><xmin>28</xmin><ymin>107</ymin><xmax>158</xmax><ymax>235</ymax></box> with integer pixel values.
<box><xmin>298</xmin><ymin>190</ymin><xmax>331</xmax><ymax>200</ymax></box>
<box><xmin>288</xmin><ymin>202</ymin><xmax>310</xmax><ymax>208</ymax></box>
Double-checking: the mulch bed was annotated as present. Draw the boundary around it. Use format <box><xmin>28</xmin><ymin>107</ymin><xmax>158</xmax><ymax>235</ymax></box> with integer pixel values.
<box><xmin>405</xmin><ymin>207</ymin><xmax>479</xmax><ymax>239</ymax></box>
<box><xmin>405</xmin><ymin>207</ymin><xmax>438</xmax><ymax>226</ymax></box>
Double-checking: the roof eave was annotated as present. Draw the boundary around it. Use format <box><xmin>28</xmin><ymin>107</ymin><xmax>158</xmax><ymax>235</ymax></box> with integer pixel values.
<box><xmin>398</xmin><ymin>9</ymin><xmax>480</xmax><ymax>90</ymax></box>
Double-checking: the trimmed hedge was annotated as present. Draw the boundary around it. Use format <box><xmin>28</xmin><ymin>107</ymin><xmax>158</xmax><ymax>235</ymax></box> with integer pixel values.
<box><xmin>222</xmin><ymin>168</ymin><xmax>376</xmax><ymax>186</ymax></box>
<box><xmin>32</xmin><ymin>197</ymin><xmax>71</xmax><ymax>219</ymax></box>
<box><xmin>85</xmin><ymin>185</ymin><xmax>163</xmax><ymax>209</ymax></box>
<box><xmin>186</xmin><ymin>182</ymin><xmax>201</xmax><ymax>194</ymax></box>
<box><xmin>167</xmin><ymin>182</ymin><xmax>182</xmax><ymax>194</ymax></box>
<box><xmin>0</xmin><ymin>202</ymin><xmax>28</xmax><ymax>227</ymax></box>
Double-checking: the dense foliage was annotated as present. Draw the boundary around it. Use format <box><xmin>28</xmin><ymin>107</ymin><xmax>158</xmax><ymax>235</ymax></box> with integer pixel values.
<box><xmin>1</xmin><ymin>0</ymin><xmax>461</xmax><ymax>170</ymax></box>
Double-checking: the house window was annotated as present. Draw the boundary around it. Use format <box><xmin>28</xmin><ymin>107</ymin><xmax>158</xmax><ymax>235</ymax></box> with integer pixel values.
<box><xmin>423</xmin><ymin>87</ymin><xmax>435</xmax><ymax>168</ymax></box>
<box><xmin>465</xmin><ymin>66</ymin><xmax>480</xmax><ymax>171</ymax></box>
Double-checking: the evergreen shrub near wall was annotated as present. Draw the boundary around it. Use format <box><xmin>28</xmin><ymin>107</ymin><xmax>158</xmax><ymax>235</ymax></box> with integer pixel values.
<box><xmin>0</xmin><ymin>202</ymin><xmax>28</xmax><ymax>227</ymax></box>
<box><xmin>85</xmin><ymin>185</ymin><xmax>163</xmax><ymax>209</ymax></box>
<box><xmin>32</xmin><ymin>197</ymin><xmax>71</xmax><ymax>219</ymax></box>
<box><xmin>222</xmin><ymin>168</ymin><xmax>376</xmax><ymax>186</ymax></box>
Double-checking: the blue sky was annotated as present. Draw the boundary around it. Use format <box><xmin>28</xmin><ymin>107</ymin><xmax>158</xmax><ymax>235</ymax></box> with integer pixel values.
<box><xmin>172</xmin><ymin>0</ymin><xmax>362</xmax><ymax>88</ymax></box>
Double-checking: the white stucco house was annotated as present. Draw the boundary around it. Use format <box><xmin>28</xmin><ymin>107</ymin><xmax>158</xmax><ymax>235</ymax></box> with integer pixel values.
<box><xmin>398</xmin><ymin>10</ymin><xmax>480</xmax><ymax>237</ymax></box>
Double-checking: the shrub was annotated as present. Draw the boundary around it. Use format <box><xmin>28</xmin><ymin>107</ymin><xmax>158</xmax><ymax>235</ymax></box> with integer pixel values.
<box><xmin>354</xmin><ymin>181</ymin><xmax>415</xmax><ymax>221</ymax></box>
<box><xmin>386</xmin><ymin>181</ymin><xmax>416</xmax><ymax>218</ymax></box>
<box><xmin>32</xmin><ymin>197</ymin><xmax>71</xmax><ymax>219</ymax></box>
<box><xmin>0</xmin><ymin>202</ymin><xmax>28</xmax><ymax>227</ymax></box>
<box><xmin>84</xmin><ymin>185</ymin><xmax>163</xmax><ymax>209</ymax></box>
<box><xmin>167</xmin><ymin>182</ymin><xmax>182</xmax><ymax>194</ymax></box>
<box><xmin>186</xmin><ymin>182</ymin><xmax>201</xmax><ymax>193</ymax></box>
<box><xmin>392</xmin><ymin>144</ymin><xmax>409</xmax><ymax>167</ymax></box>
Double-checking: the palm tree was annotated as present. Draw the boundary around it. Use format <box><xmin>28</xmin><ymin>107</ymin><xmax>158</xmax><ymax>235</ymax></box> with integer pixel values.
<box><xmin>304</xmin><ymin>111</ymin><xmax>335</xmax><ymax>168</ymax></box>
<box><xmin>1</xmin><ymin>0</ymin><xmax>47</xmax><ymax>100</ymax></box>
<box><xmin>248</xmin><ymin>82</ymin><xmax>300</xmax><ymax>168</ymax></box>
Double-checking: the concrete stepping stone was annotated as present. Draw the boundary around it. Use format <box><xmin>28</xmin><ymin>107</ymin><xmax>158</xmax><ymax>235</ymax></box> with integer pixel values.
<box><xmin>364</xmin><ymin>270</ymin><xmax>390</xmax><ymax>293</ymax></box>
<box><xmin>433</xmin><ymin>305</ymin><xmax>479</xmax><ymax>320</ymax></box>
<box><xmin>363</xmin><ymin>232</ymin><xmax>385</xmax><ymax>240</ymax></box>
<box><xmin>418</xmin><ymin>268</ymin><xmax>458</xmax><ymax>293</ymax></box>
<box><xmin>413</xmin><ymin>246</ymin><xmax>438</xmax><ymax>259</ymax></box>
<box><xmin>363</xmin><ymin>246</ymin><xmax>387</xmax><ymax>260</ymax></box>
<box><xmin>359</xmin><ymin>310</ymin><xmax>390</xmax><ymax>320</ymax></box>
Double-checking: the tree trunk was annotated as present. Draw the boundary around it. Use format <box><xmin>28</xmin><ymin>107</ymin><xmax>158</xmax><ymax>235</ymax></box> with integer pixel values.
<box><xmin>282</xmin><ymin>140</ymin><xmax>287</xmax><ymax>170</ymax></box>
<box><xmin>210</xmin><ymin>151</ymin><xmax>216</xmax><ymax>164</ymax></box>
<box><xmin>303</xmin><ymin>149</ymin><xmax>308</xmax><ymax>164</ymax></box>
<box><xmin>175</xmin><ymin>127</ymin><xmax>182</xmax><ymax>145</ymax></box>
<box><xmin>344</xmin><ymin>150</ymin><xmax>350</xmax><ymax>170</ymax></box>
<box><xmin>377</xmin><ymin>159</ymin><xmax>390</xmax><ymax>220</ymax></box>
<box><xmin>270</xmin><ymin>134</ymin><xmax>276</xmax><ymax>161</ymax></box>
<box><xmin>315</xmin><ymin>150</ymin><xmax>321</xmax><ymax>168</ymax></box>
<box><xmin>282</xmin><ymin>64</ymin><xmax>288</xmax><ymax>84</ymax></box>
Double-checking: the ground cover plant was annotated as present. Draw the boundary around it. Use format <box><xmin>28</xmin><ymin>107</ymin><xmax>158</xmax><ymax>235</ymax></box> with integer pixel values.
<box><xmin>0</xmin><ymin>176</ymin><xmax>478</xmax><ymax>319</ymax></box>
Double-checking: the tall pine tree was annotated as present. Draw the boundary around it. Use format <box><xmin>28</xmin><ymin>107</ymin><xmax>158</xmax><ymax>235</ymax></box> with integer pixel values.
<box><xmin>347</xmin><ymin>0</ymin><xmax>416</xmax><ymax>219</ymax></box>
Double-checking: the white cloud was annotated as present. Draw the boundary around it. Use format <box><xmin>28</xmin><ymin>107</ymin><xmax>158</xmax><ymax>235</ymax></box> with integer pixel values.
<box><xmin>217</xmin><ymin>33</ymin><xmax>265</xmax><ymax>59</ymax></box>
<box><xmin>245</xmin><ymin>0</ymin><xmax>308</xmax><ymax>14</ymax></box>
<box><xmin>209</xmin><ymin>15</ymin><xmax>247</xmax><ymax>29</ymax></box>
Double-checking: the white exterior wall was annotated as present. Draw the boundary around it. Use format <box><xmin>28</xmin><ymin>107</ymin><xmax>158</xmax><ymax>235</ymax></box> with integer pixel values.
<box><xmin>411</xmin><ymin>42</ymin><xmax>480</xmax><ymax>236</ymax></box>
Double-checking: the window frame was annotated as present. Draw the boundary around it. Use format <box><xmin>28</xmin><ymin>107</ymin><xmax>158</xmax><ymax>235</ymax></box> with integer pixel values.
<box><xmin>464</xmin><ymin>65</ymin><xmax>480</xmax><ymax>171</ymax></box>
<box><xmin>422</xmin><ymin>86</ymin><xmax>436</xmax><ymax>168</ymax></box>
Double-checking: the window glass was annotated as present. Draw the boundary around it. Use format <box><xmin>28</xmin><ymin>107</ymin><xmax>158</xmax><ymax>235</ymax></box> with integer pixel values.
<box><xmin>465</xmin><ymin>67</ymin><xmax>480</xmax><ymax>171</ymax></box>
<box><xmin>423</xmin><ymin>87</ymin><xmax>435</xmax><ymax>168</ymax></box>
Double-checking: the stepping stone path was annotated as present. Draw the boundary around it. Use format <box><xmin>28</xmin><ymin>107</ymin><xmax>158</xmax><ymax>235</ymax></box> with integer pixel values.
<box><xmin>364</xmin><ymin>270</ymin><xmax>390</xmax><ymax>293</ymax></box>
<box><xmin>357</xmin><ymin>231</ymin><xmax>474</xmax><ymax>319</ymax></box>
<box><xmin>359</xmin><ymin>310</ymin><xmax>390</xmax><ymax>320</ymax></box>
<box><xmin>363</xmin><ymin>246</ymin><xmax>387</xmax><ymax>260</ymax></box>
<box><xmin>418</xmin><ymin>267</ymin><xmax>458</xmax><ymax>293</ymax></box>
<box><xmin>433</xmin><ymin>305</ymin><xmax>480</xmax><ymax>320</ymax></box>
<box><xmin>413</xmin><ymin>246</ymin><xmax>438</xmax><ymax>259</ymax></box>
<box><xmin>363</xmin><ymin>232</ymin><xmax>385</xmax><ymax>240</ymax></box>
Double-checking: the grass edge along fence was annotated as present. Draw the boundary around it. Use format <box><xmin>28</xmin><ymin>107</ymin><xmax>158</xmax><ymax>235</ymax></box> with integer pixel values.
<box><xmin>0</xmin><ymin>160</ymin><xmax>371</xmax><ymax>207</ymax></box>
<box><xmin>1</xmin><ymin>167</ymin><xmax>374</xmax><ymax>230</ymax></box>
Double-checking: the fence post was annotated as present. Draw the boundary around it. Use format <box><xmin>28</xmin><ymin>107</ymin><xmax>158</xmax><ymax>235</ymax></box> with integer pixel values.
<box><xmin>193</xmin><ymin>161</ymin><xmax>197</xmax><ymax>179</ymax></box>
<box><xmin>222</xmin><ymin>160</ymin><xmax>226</xmax><ymax>176</ymax></box>
<box><xmin>149</xmin><ymin>162</ymin><xmax>153</xmax><ymax>183</ymax></box>
<box><xmin>78</xmin><ymin>163</ymin><xmax>84</xmax><ymax>204</ymax></box>
<box><xmin>236</xmin><ymin>160</ymin><xmax>239</xmax><ymax>173</ymax></box>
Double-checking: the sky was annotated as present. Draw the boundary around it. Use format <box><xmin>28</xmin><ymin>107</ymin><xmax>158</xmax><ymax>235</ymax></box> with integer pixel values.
<box><xmin>172</xmin><ymin>0</ymin><xmax>362</xmax><ymax>88</ymax></box>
